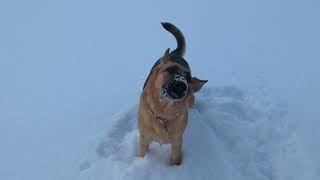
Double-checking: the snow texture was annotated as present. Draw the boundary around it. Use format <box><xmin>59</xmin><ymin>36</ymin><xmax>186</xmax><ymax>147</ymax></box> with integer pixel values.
<box><xmin>78</xmin><ymin>86</ymin><xmax>289</xmax><ymax>180</ymax></box>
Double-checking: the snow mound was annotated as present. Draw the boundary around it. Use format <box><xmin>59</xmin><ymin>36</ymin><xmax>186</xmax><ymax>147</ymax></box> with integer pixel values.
<box><xmin>78</xmin><ymin>86</ymin><xmax>290</xmax><ymax>180</ymax></box>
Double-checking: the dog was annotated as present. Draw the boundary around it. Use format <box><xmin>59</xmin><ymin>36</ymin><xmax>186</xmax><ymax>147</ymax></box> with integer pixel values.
<box><xmin>138</xmin><ymin>22</ymin><xmax>207</xmax><ymax>165</ymax></box>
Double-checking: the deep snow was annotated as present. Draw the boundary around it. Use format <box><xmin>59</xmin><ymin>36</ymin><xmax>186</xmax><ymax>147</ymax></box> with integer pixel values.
<box><xmin>1</xmin><ymin>0</ymin><xmax>319</xmax><ymax>180</ymax></box>
<box><xmin>78</xmin><ymin>86</ymin><xmax>289</xmax><ymax>180</ymax></box>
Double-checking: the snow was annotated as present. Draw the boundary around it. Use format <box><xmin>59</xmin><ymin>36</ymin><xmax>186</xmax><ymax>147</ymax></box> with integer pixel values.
<box><xmin>78</xmin><ymin>86</ymin><xmax>287</xmax><ymax>180</ymax></box>
<box><xmin>0</xmin><ymin>0</ymin><xmax>319</xmax><ymax>180</ymax></box>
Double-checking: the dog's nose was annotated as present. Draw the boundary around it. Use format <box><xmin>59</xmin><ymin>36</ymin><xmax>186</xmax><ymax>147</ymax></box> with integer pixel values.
<box><xmin>173</xmin><ymin>81</ymin><xmax>187</xmax><ymax>93</ymax></box>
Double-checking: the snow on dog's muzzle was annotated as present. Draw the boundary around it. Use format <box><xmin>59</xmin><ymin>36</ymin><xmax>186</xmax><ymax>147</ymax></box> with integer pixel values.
<box><xmin>161</xmin><ymin>74</ymin><xmax>188</xmax><ymax>100</ymax></box>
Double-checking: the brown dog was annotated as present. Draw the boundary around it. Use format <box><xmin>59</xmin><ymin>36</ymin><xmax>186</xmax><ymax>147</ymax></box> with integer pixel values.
<box><xmin>138</xmin><ymin>22</ymin><xmax>207</xmax><ymax>165</ymax></box>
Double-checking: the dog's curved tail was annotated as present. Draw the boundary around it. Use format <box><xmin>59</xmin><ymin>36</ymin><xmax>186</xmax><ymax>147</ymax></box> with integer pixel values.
<box><xmin>161</xmin><ymin>22</ymin><xmax>186</xmax><ymax>57</ymax></box>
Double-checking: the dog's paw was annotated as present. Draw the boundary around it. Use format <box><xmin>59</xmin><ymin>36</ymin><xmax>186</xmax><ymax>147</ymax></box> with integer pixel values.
<box><xmin>138</xmin><ymin>145</ymin><xmax>149</xmax><ymax>157</ymax></box>
<box><xmin>169</xmin><ymin>156</ymin><xmax>182</xmax><ymax>166</ymax></box>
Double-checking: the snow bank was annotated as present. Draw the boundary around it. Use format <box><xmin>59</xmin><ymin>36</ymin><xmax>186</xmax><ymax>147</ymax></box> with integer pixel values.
<box><xmin>78</xmin><ymin>86</ymin><xmax>300</xmax><ymax>180</ymax></box>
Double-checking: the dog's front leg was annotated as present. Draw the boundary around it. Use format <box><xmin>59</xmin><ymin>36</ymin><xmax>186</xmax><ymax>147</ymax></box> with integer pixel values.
<box><xmin>139</xmin><ymin>134</ymin><xmax>150</xmax><ymax>157</ymax></box>
<box><xmin>170</xmin><ymin>140</ymin><xmax>183</xmax><ymax>166</ymax></box>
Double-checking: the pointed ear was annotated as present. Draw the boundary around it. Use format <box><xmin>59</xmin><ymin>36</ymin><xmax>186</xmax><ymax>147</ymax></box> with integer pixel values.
<box><xmin>163</xmin><ymin>48</ymin><xmax>170</xmax><ymax>57</ymax></box>
<box><xmin>190</xmin><ymin>77</ymin><xmax>208</xmax><ymax>93</ymax></box>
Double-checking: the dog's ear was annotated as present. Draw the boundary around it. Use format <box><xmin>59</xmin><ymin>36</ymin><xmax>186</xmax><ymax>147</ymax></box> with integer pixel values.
<box><xmin>163</xmin><ymin>48</ymin><xmax>170</xmax><ymax>57</ymax></box>
<box><xmin>190</xmin><ymin>77</ymin><xmax>208</xmax><ymax>93</ymax></box>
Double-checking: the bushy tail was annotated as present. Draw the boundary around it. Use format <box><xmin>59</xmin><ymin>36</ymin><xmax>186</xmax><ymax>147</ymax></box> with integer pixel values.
<box><xmin>161</xmin><ymin>22</ymin><xmax>186</xmax><ymax>57</ymax></box>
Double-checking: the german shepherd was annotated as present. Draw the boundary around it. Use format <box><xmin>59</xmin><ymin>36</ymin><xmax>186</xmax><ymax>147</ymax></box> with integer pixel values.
<box><xmin>138</xmin><ymin>22</ymin><xmax>207</xmax><ymax>165</ymax></box>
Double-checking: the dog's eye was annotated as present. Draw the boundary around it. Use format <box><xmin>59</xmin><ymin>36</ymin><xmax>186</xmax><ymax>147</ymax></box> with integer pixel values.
<box><xmin>166</xmin><ymin>66</ymin><xmax>178</xmax><ymax>74</ymax></box>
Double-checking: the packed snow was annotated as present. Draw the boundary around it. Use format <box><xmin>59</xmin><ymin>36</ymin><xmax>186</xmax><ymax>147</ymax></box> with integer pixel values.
<box><xmin>0</xmin><ymin>0</ymin><xmax>319</xmax><ymax>180</ymax></box>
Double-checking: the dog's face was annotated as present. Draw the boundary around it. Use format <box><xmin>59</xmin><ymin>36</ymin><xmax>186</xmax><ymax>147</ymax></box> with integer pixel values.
<box><xmin>157</xmin><ymin>62</ymin><xmax>191</xmax><ymax>100</ymax></box>
<box><xmin>154</xmin><ymin>54</ymin><xmax>207</xmax><ymax>102</ymax></box>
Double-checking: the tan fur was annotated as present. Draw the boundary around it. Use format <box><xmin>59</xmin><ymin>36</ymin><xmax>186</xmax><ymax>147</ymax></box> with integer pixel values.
<box><xmin>138</xmin><ymin>54</ymin><xmax>206</xmax><ymax>165</ymax></box>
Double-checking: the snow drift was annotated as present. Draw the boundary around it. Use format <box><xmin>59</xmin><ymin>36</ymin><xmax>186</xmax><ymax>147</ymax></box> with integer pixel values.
<box><xmin>78</xmin><ymin>86</ymin><xmax>297</xmax><ymax>180</ymax></box>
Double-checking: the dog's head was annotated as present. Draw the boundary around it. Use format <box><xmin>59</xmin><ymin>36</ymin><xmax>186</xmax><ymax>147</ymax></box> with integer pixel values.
<box><xmin>153</xmin><ymin>51</ymin><xmax>207</xmax><ymax>101</ymax></box>
<box><xmin>143</xmin><ymin>22</ymin><xmax>207</xmax><ymax>102</ymax></box>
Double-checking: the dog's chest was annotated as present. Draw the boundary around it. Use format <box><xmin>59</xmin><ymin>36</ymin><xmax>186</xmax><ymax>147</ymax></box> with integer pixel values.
<box><xmin>155</xmin><ymin>100</ymin><xmax>185</xmax><ymax>117</ymax></box>
<box><xmin>145</xmin><ymin>110</ymin><xmax>187</xmax><ymax>145</ymax></box>
<box><xmin>140</xmin><ymin>93</ymin><xmax>189</xmax><ymax>144</ymax></box>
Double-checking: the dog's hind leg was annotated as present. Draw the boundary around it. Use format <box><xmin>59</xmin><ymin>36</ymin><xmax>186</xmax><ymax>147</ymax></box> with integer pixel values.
<box><xmin>139</xmin><ymin>134</ymin><xmax>150</xmax><ymax>157</ymax></box>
